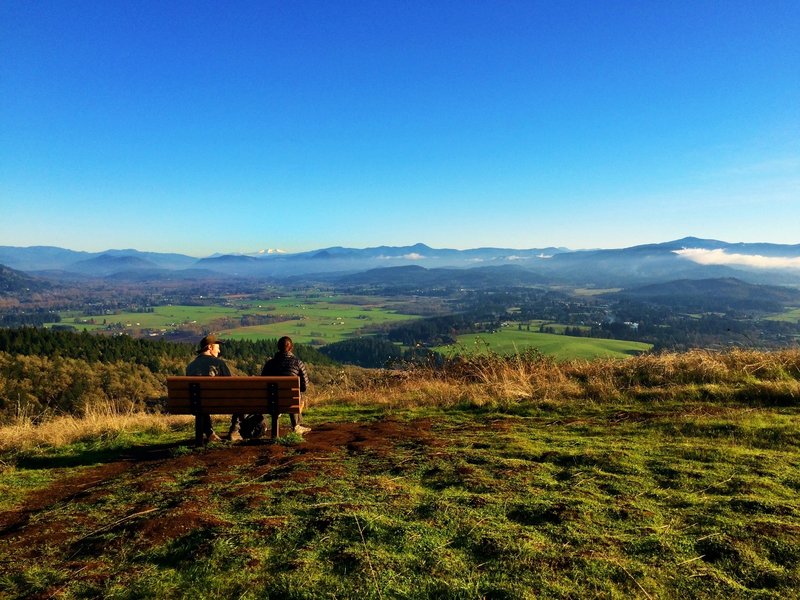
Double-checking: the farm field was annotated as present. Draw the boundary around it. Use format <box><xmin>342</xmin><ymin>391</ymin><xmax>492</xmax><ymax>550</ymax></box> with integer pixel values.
<box><xmin>217</xmin><ymin>297</ymin><xmax>419</xmax><ymax>345</ymax></box>
<box><xmin>1</xmin><ymin>396</ymin><xmax>798</xmax><ymax>598</ymax></box>
<box><xmin>48</xmin><ymin>296</ymin><xmax>421</xmax><ymax>345</ymax></box>
<box><xmin>62</xmin><ymin>305</ymin><xmax>242</xmax><ymax>329</ymax></box>
<box><xmin>438</xmin><ymin>325</ymin><xmax>652</xmax><ymax>360</ymax></box>
<box><xmin>766</xmin><ymin>307</ymin><xmax>800</xmax><ymax>323</ymax></box>
<box><xmin>531</xmin><ymin>322</ymin><xmax>591</xmax><ymax>334</ymax></box>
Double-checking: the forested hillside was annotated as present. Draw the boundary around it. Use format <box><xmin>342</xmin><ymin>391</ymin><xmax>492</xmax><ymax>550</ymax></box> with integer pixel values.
<box><xmin>0</xmin><ymin>263</ymin><xmax>49</xmax><ymax>293</ymax></box>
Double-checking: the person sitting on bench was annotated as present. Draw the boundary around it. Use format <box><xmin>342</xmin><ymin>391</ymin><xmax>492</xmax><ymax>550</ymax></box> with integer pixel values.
<box><xmin>185</xmin><ymin>334</ymin><xmax>232</xmax><ymax>443</ymax></box>
<box><xmin>260</xmin><ymin>336</ymin><xmax>311</xmax><ymax>434</ymax></box>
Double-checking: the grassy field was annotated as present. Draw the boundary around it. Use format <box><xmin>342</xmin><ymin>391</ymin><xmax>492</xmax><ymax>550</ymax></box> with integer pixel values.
<box><xmin>56</xmin><ymin>305</ymin><xmax>244</xmax><ymax>330</ymax></box>
<box><xmin>218</xmin><ymin>299</ymin><xmax>418</xmax><ymax>345</ymax></box>
<box><xmin>1</xmin><ymin>391</ymin><xmax>798</xmax><ymax>598</ymax></box>
<box><xmin>49</xmin><ymin>296</ymin><xmax>420</xmax><ymax>345</ymax></box>
<box><xmin>438</xmin><ymin>326</ymin><xmax>652</xmax><ymax>360</ymax></box>
<box><xmin>766</xmin><ymin>307</ymin><xmax>800</xmax><ymax>323</ymax></box>
<box><xmin>2</xmin><ymin>350</ymin><xmax>800</xmax><ymax>598</ymax></box>
<box><xmin>79</xmin><ymin>305</ymin><xmax>242</xmax><ymax>328</ymax></box>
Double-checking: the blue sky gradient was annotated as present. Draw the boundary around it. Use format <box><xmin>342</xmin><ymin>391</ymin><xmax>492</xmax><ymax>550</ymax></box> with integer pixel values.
<box><xmin>2</xmin><ymin>1</ymin><xmax>798</xmax><ymax>256</ymax></box>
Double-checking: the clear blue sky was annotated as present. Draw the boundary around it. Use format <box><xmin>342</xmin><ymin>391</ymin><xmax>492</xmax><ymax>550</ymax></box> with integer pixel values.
<box><xmin>2</xmin><ymin>1</ymin><xmax>798</xmax><ymax>257</ymax></box>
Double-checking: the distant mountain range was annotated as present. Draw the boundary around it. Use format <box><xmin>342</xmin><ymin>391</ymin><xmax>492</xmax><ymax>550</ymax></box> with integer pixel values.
<box><xmin>0</xmin><ymin>238</ymin><xmax>799</xmax><ymax>288</ymax></box>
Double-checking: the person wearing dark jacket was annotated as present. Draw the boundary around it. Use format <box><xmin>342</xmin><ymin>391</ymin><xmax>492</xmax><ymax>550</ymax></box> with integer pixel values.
<box><xmin>185</xmin><ymin>334</ymin><xmax>231</xmax><ymax>442</ymax></box>
<box><xmin>261</xmin><ymin>336</ymin><xmax>311</xmax><ymax>434</ymax></box>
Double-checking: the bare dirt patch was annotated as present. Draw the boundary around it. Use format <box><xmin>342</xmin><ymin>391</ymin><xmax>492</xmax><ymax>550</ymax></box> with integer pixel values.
<box><xmin>137</xmin><ymin>503</ymin><xmax>230</xmax><ymax>546</ymax></box>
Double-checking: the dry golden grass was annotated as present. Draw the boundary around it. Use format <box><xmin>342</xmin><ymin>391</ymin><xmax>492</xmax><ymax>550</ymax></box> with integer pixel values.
<box><xmin>309</xmin><ymin>348</ymin><xmax>800</xmax><ymax>408</ymax></box>
<box><xmin>3</xmin><ymin>348</ymin><xmax>799</xmax><ymax>451</ymax></box>
<box><xmin>0</xmin><ymin>402</ymin><xmax>192</xmax><ymax>455</ymax></box>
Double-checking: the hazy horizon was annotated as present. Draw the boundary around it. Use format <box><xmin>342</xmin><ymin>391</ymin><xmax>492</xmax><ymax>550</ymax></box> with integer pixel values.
<box><xmin>2</xmin><ymin>1</ymin><xmax>798</xmax><ymax>255</ymax></box>
<box><xmin>4</xmin><ymin>235</ymin><xmax>800</xmax><ymax>263</ymax></box>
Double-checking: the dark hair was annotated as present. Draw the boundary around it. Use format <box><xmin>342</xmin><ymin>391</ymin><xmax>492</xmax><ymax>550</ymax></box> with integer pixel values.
<box><xmin>278</xmin><ymin>336</ymin><xmax>293</xmax><ymax>352</ymax></box>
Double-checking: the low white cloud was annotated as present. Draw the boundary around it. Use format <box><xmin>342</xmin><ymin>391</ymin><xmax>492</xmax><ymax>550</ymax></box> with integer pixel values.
<box><xmin>674</xmin><ymin>248</ymin><xmax>800</xmax><ymax>270</ymax></box>
<box><xmin>377</xmin><ymin>253</ymin><xmax>426</xmax><ymax>260</ymax></box>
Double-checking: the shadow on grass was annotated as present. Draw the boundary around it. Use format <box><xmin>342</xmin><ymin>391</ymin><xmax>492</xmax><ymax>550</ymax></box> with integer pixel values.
<box><xmin>14</xmin><ymin>440</ymin><xmax>190</xmax><ymax>471</ymax></box>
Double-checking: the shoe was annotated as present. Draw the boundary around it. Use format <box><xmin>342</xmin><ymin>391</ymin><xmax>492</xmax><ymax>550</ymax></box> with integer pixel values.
<box><xmin>207</xmin><ymin>432</ymin><xmax>222</xmax><ymax>443</ymax></box>
<box><xmin>228</xmin><ymin>431</ymin><xmax>242</xmax><ymax>442</ymax></box>
<box><xmin>293</xmin><ymin>425</ymin><xmax>311</xmax><ymax>435</ymax></box>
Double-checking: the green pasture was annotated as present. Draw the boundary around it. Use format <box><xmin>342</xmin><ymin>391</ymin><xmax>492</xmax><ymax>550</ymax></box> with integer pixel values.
<box><xmin>766</xmin><ymin>307</ymin><xmax>800</xmax><ymax>323</ymax></box>
<box><xmin>49</xmin><ymin>296</ymin><xmax>420</xmax><ymax>344</ymax></box>
<box><xmin>533</xmin><ymin>322</ymin><xmax>591</xmax><ymax>334</ymax></box>
<box><xmin>48</xmin><ymin>305</ymin><xmax>241</xmax><ymax>331</ymax></box>
<box><xmin>236</xmin><ymin>298</ymin><xmax>414</xmax><ymax>322</ymax></box>
<box><xmin>439</xmin><ymin>326</ymin><xmax>652</xmax><ymax>360</ymax></box>
<box><xmin>218</xmin><ymin>301</ymin><xmax>416</xmax><ymax>345</ymax></box>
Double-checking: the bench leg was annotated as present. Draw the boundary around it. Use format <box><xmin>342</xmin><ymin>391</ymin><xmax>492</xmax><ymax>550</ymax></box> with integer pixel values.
<box><xmin>195</xmin><ymin>414</ymin><xmax>204</xmax><ymax>446</ymax></box>
<box><xmin>271</xmin><ymin>413</ymin><xmax>280</xmax><ymax>439</ymax></box>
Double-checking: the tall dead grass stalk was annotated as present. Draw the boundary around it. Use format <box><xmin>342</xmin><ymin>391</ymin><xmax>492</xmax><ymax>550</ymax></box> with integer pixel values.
<box><xmin>310</xmin><ymin>348</ymin><xmax>800</xmax><ymax>408</ymax></box>
<box><xmin>0</xmin><ymin>401</ymin><xmax>192</xmax><ymax>455</ymax></box>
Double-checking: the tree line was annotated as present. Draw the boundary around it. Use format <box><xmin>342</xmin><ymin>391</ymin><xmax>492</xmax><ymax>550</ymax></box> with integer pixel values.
<box><xmin>0</xmin><ymin>328</ymin><xmax>331</xmax><ymax>373</ymax></box>
<box><xmin>1</xmin><ymin>310</ymin><xmax>61</xmax><ymax>328</ymax></box>
<box><xmin>0</xmin><ymin>328</ymin><xmax>335</xmax><ymax>423</ymax></box>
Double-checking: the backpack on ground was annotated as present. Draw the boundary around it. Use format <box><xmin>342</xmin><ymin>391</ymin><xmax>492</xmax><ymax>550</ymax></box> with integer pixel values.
<box><xmin>239</xmin><ymin>414</ymin><xmax>266</xmax><ymax>439</ymax></box>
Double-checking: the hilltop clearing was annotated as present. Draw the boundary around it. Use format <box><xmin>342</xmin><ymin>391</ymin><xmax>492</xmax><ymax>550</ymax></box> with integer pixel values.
<box><xmin>1</xmin><ymin>403</ymin><xmax>798</xmax><ymax>598</ymax></box>
<box><xmin>1</xmin><ymin>349</ymin><xmax>799</xmax><ymax>598</ymax></box>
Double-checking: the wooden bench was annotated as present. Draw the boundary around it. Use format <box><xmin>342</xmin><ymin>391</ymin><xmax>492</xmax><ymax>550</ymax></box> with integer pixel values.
<box><xmin>166</xmin><ymin>376</ymin><xmax>302</xmax><ymax>445</ymax></box>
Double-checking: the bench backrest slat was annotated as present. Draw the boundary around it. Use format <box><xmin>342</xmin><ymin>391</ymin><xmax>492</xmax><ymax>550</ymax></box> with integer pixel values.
<box><xmin>167</xmin><ymin>389</ymin><xmax>299</xmax><ymax>400</ymax></box>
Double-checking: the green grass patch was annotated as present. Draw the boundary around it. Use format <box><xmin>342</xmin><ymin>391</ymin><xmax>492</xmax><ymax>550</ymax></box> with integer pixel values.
<box><xmin>47</xmin><ymin>305</ymin><xmax>243</xmax><ymax>330</ymax></box>
<box><xmin>1</xmin><ymin>397</ymin><xmax>798</xmax><ymax>598</ymax></box>
<box><xmin>217</xmin><ymin>299</ymin><xmax>417</xmax><ymax>345</ymax></box>
<box><xmin>766</xmin><ymin>307</ymin><xmax>800</xmax><ymax>323</ymax></box>
<box><xmin>0</xmin><ymin>468</ymin><xmax>58</xmax><ymax>512</ymax></box>
<box><xmin>438</xmin><ymin>328</ymin><xmax>652</xmax><ymax>360</ymax></box>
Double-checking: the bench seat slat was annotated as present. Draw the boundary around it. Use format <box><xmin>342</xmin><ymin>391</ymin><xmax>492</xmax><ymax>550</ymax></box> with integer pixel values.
<box><xmin>167</xmin><ymin>400</ymin><xmax>301</xmax><ymax>413</ymax></box>
<box><xmin>166</xmin><ymin>389</ymin><xmax>299</xmax><ymax>400</ymax></box>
